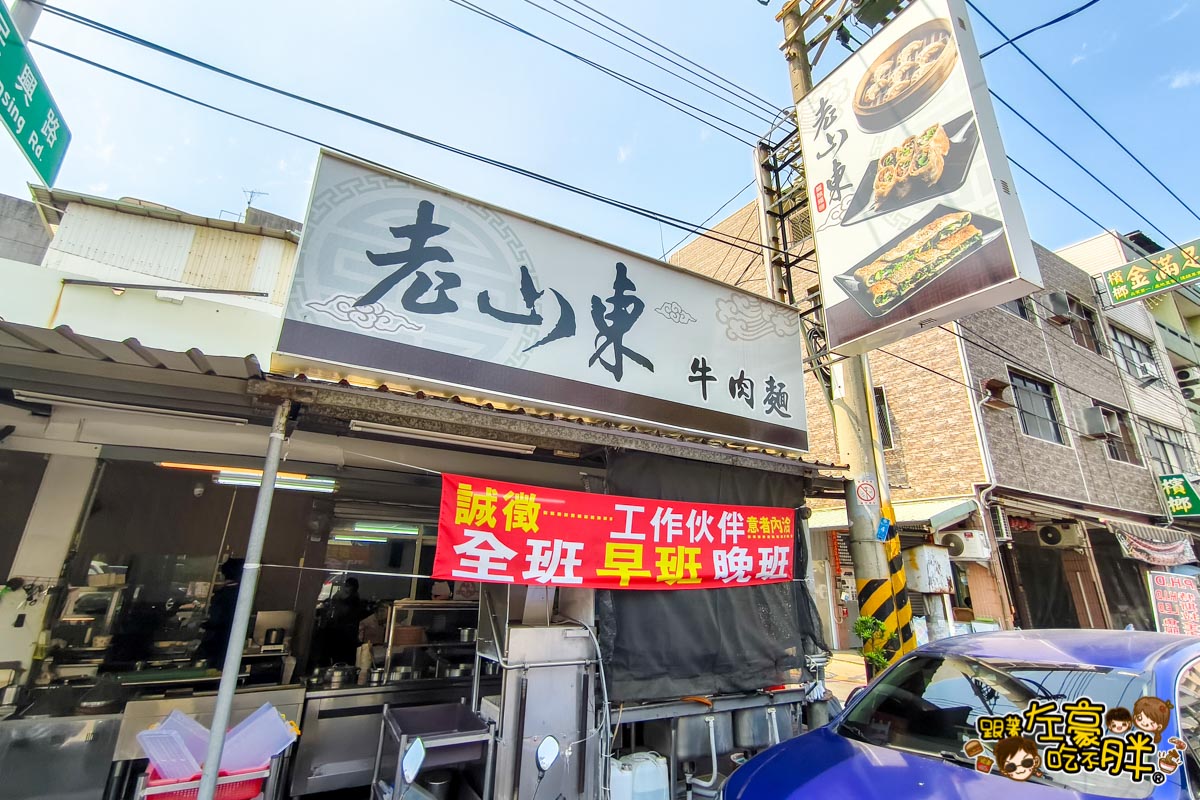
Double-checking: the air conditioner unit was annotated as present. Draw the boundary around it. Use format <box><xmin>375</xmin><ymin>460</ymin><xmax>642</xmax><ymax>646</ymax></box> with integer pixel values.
<box><xmin>1038</xmin><ymin>523</ymin><xmax>1085</xmax><ymax>548</ymax></box>
<box><xmin>1047</xmin><ymin>292</ymin><xmax>1074</xmax><ymax>325</ymax></box>
<box><xmin>1133</xmin><ymin>361</ymin><xmax>1161</xmax><ymax>386</ymax></box>
<box><xmin>1079</xmin><ymin>406</ymin><xmax>1110</xmax><ymax>439</ymax></box>
<box><xmin>936</xmin><ymin>530</ymin><xmax>992</xmax><ymax>561</ymax></box>
<box><xmin>1176</xmin><ymin>368</ymin><xmax>1200</xmax><ymax>401</ymax></box>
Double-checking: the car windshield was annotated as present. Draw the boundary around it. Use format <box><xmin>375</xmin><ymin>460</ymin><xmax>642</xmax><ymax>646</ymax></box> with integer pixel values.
<box><xmin>839</xmin><ymin>654</ymin><xmax>1156</xmax><ymax>799</ymax></box>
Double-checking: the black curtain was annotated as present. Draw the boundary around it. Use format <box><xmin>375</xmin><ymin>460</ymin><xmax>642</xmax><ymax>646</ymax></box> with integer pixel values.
<box><xmin>1011</xmin><ymin>540</ymin><xmax>1079</xmax><ymax>628</ymax></box>
<box><xmin>597</xmin><ymin>450</ymin><xmax>826</xmax><ymax>702</ymax></box>
<box><xmin>1089</xmin><ymin>529</ymin><xmax>1154</xmax><ymax>632</ymax></box>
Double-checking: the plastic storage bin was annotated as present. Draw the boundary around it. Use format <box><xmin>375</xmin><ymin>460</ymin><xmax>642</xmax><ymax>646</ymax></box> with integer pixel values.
<box><xmin>220</xmin><ymin>702</ymin><xmax>297</xmax><ymax>773</ymax></box>
<box><xmin>143</xmin><ymin>766</ymin><xmax>266</xmax><ymax>800</ymax></box>
<box><xmin>136</xmin><ymin>729</ymin><xmax>201</xmax><ymax>781</ymax></box>
<box><xmin>159</xmin><ymin>710</ymin><xmax>210</xmax><ymax>763</ymax></box>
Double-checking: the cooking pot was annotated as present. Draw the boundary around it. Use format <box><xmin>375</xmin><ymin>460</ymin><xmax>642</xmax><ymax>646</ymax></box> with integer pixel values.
<box><xmin>458</xmin><ymin>627</ymin><xmax>477</xmax><ymax>643</ymax></box>
<box><xmin>390</xmin><ymin>666</ymin><xmax>415</xmax><ymax>682</ymax></box>
<box><xmin>326</xmin><ymin>664</ymin><xmax>357</xmax><ymax>689</ymax></box>
<box><xmin>368</xmin><ymin>668</ymin><xmax>386</xmax><ymax>686</ymax></box>
<box><xmin>264</xmin><ymin>628</ymin><xmax>286</xmax><ymax>646</ymax></box>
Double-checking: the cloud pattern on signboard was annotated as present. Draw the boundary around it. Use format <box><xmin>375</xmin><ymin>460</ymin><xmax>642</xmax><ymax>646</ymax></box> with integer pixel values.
<box><xmin>654</xmin><ymin>300</ymin><xmax>697</xmax><ymax>325</ymax></box>
<box><xmin>305</xmin><ymin>294</ymin><xmax>424</xmax><ymax>334</ymax></box>
<box><xmin>716</xmin><ymin>294</ymin><xmax>799</xmax><ymax>341</ymax></box>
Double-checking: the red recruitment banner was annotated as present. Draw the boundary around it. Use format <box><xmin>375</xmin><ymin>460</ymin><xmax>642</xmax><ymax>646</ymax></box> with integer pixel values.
<box><xmin>432</xmin><ymin>473</ymin><xmax>795</xmax><ymax>590</ymax></box>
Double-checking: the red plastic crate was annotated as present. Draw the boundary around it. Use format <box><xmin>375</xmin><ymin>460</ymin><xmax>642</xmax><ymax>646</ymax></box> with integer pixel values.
<box><xmin>144</xmin><ymin>765</ymin><xmax>268</xmax><ymax>800</ymax></box>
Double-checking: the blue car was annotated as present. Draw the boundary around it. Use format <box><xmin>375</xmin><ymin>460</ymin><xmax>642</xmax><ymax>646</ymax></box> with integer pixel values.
<box><xmin>722</xmin><ymin>630</ymin><xmax>1200</xmax><ymax>799</ymax></box>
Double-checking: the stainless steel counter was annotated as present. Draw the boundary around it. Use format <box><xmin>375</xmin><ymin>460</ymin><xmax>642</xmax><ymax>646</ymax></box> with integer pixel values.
<box><xmin>0</xmin><ymin>713</ymin><xmax>121</xmax><ymax>800</ymax></box>
<box><xmin>292</xmin><ymin>678</ymin><xmax>499</xmax><ymax>796</ymax></box>
<box><xmin>114</xmin><ymin>684</ymin><xmax>306</xmax><ymax>761</ymax></box>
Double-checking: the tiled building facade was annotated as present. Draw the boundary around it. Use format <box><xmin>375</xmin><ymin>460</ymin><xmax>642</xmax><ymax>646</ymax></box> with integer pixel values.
<box><xmin>671</xmin><ymin>203</ymin><xmax>1200</xmax><ymax>645</ymax></box>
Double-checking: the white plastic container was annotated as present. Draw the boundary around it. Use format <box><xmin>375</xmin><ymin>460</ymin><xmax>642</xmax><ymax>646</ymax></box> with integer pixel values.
<box><xmin>609</xmin><ymin>752</ymin><xmax>669</xmax><ymax>800</ymax></box>
<box><xmin>159</xmin><ymin>709</ymin><xmax>209</xmax><ymax>763</ymax></box>
<box><xmin>136</xmin><ymin>729</ymin><xmax>201</xmax><ymax>780</ymax></box>
<box><xmin>220</xmin><ymin>703</ymin><xmax>297</xmax><ymax>772</ymax></box>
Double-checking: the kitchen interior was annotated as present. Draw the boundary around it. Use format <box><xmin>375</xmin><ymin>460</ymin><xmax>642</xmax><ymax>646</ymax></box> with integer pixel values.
<box><xmin>0</xmin><ymin>449</ymin><xmax>507</xmax><ymax>799</ymax></box>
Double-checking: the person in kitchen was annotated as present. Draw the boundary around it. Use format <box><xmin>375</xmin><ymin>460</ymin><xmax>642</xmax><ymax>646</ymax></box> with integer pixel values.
<box><xmin>197</xmin><ymin>557</ymin><xmax>244</xmax><ymax>669</ymax></box>
<box><xmin>324</xmin><ymin>576</ymin><xmax>372</xmax><ymax>665</ymax></box>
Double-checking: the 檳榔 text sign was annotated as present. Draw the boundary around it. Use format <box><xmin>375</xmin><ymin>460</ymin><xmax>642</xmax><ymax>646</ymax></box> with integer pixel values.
<box><xmin>432</xmin><ymin>473</ymin><xmax>795</xmax><ymax>590</ymax></box>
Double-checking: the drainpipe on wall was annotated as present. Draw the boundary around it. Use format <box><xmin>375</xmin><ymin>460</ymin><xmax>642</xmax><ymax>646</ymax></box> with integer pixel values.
<box><xmin>955</xmin><ymin>322</ymin><xmax>1018</xmax><ymax>628</ymax></box>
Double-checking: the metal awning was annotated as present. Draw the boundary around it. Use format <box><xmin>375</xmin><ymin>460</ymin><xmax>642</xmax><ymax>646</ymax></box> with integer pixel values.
<box><xmin>808</xmin><ymin>497</ymin><xmax>978</xmax><ymax>532</ymax></box>
<box><xmin>1103</xmin><ymin>518</ymin><xmax>1198</xmax><ymax>567</ymax></box>
<box><xmin>0</xmin><ymin>321</ymin><xmax>266</xmax><ymax>420</ymax></box>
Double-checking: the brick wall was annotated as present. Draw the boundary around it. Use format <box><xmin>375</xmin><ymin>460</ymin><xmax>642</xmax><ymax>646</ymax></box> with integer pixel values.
<box><xmin>962</xmin><ymin>246</ymin><xmax>1163</xmax><ymax>515</ymax></box>
<box><xmin>668</xmin><ymin>202</ymin><xmax>767</xmax><ymax>298</ymax></box>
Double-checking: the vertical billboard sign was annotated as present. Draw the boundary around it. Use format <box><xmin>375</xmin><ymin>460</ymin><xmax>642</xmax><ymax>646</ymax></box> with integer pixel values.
<box><xmin>276</xmin><ymin>151</ymin><xmax>807</xmax><ymax>452</ymax></box>
<box><xmin>796</xmin><ymin>0</ymin><xmax>1040</xmax><ymax>354</ymax></box>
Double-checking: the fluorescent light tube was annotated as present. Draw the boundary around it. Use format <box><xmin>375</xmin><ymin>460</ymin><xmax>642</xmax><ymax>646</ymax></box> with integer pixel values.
<box><xmin>348</xmin><ymin>419</ymin><xmax>536</xmax><ymax>454</ymax></box>
<box><xmin>214</xmin><ymin>472</ymin><xmax>337</xmax><ymax>493</ymax></box>
<box><xmin>331</xmin><ymin>534</ymin><xmax>389</xmax><ymax>543</ymax></box>
<box><xmin>352</xmin><ymin>521</ymin><xmax>421</xmax><ymax>536</ymax></box>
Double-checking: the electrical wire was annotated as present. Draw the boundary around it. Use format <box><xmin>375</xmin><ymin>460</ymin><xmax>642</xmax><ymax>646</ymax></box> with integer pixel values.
<box><xmin>29</xmin><ymin>39</ymin><xmax>813</xmax><ymax>272</ymax></box>
<box><xmin>515</xmin><ymin>0</ymin><xmax>779</xmax><ymax>126</ymax></box>
<box><xmin>979</xmin><ymin>0</ymin><xmax>1105</xmax><ymax>58</ymax></box>
<box><xmin>442</xmin><ymin>0</ymin><xmax>762</xmax><ymax>144</ymax></box>
<box><xmin>990</xmin><ymin>90</ymin><xmax>1179</xmax><ymax>248</ymax></box>
<box><xmin>662</xmin><ymin>179</ymin><xmax>756</xmax><ymax>256</ymax></box>
<box><xmin>552</xmin><ymin>0</ymin><xmax>784</xmax><ymax>117</ymax></box>
<box><xmin>967</xmin><ymin>0</ymin><xmax>1200</xmax><ymax>225</ymax></box>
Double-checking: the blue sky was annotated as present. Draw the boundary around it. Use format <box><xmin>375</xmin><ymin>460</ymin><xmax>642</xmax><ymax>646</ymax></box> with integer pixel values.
<box><xmin>2</xmin><ymin>0</ymin><xmax>1196</xmax><ymax>260</ymax></box>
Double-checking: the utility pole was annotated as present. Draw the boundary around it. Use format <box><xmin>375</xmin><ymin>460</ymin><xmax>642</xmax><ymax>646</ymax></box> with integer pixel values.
<box><xmin>8</xmin><ymin>0</ymin><xmax>40</xmax><ymax>40</ymax></box>
<box><xmin>772</xmin><ymin>0</ymin><xmax>915</xmax><ymax>668</ymax></box>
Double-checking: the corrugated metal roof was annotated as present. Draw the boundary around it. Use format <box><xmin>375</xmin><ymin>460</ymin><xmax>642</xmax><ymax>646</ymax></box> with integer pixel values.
<box><xmin>0</xmin><ymin>321</ymin><xmax>262</xmax><ymax>380</ymax></box>
<box><xmin>29</xmin><ymin>184</ymin><xmax>300</xmax><ymax>243</ymax></box>
<box><xmin>809</xmin><ymin>497</ymin><xmax>978</xmax><ymax>532</ymax></box>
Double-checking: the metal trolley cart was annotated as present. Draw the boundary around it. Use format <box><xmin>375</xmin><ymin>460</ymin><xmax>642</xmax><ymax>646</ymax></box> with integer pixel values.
<box><xmin>371</xmin><ymin>702</ymin><xmax>495</xmax><ymax>800</ymax></box>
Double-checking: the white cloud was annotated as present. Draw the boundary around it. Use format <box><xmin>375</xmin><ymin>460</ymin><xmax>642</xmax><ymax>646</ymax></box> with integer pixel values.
<box><xmin>278</xmin><ymin>159</ymin><xmax>288</xmax><ymax>172</ymax></box>
<box><xmin>1071</xmin><ymin>53</ymin><xmax>1087</xmax><ymax>65</ymax></box>
<box><xmin>617</xmin><ymin>145</ymin><xmax>632</xmax><ymax>163</ymax></box>
<box><xmin>1165</xmin><ymin>3</ymin><xmax>1189</xmax><ymax>22</ymax></box>
<box><xmin>1169</xmin><ymin>69</ymin><xmax>1200</xmax><ymax>89</ymax></box>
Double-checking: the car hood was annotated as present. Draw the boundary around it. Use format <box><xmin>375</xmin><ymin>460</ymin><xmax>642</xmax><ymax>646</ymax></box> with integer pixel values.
<box><xmin>723</xmin><ymin>727</ymin><xmax>1113</xmax><ymax>800</ymax></box>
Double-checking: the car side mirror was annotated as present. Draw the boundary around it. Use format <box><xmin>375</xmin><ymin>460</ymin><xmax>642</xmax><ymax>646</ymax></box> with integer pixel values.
<box><xmin>401</xmin><ymin>737</ymin><xmax>426</xmax><ymax>785</ymax></box>
<box><xmin>847</xmin><ymin>686</ymin><xmax>867</xmax><ymax>705</ymax></box>
<box><xmin>536</xmin><ymin>735</ymin><xmax>561</xmax><ymax>773</ymax></box>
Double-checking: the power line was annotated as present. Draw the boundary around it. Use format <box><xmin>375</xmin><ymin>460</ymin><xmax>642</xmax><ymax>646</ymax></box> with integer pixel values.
<box><xmin>443</xmin><ymin>0</ymin><xmax>762</xmax><ymax>144</ymax></box>
<box><xmin>514</xmin><ymin>0</ymin><xmax>778</xmax><ymax>126</ymax></box>
<box><xmin>663</xmin><ymin>180</ymin><xmax>755</xmax><ymax>256</ymax></box>
<box><xmin>553</xmin><ymin>0</ymin><xmax>784</xmax><ymax>117</ymax></box>
<box><xmin>31</xmin><ymin>38</ymin><xmax>812</xmax><ymax>273</ymax></box>
<box><xmin>991</xmin><ymin>90</ymin><xmax>1177</xmax><ymax>248</ymax></box>
<box><xmin>979</xmin><ymin>0</ymin><xmax>1104</xmax><ymax>58</ymax></box>
<box><xmin>967</xmin><ymin>0</ymin><xmax>1200</xmax><ymax>225</ymax></box>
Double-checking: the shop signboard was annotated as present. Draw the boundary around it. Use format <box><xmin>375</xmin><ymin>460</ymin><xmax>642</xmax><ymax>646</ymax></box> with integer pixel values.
<box><xmin>1146</xmin><ymin>570</ymin><xmax>1200</xmax><ymax>637</ymax></box>
<box><xmin>796</xmin><ymin>0</ymin><xmax>1040</xmax><ymax>354</ymax></box>
<box><xmin>0</xmin><ymin>2</ymin><xmax>70</xmax><ymax>185</ymax></box>
<box><xmin>276</xmin><ymin>151</ymin><xmax>808</xmax><ymax>452</ymax></box>
<box><xmin>432</xmin><ymin>473</ymin><xmax>794</xmax><ymax>590</ymax></box>
<box><xmin>1101</xmin><ymin>239</ymin><xmax>1200</xmax><ymax>307</ymax></box>
<box><xmin>1160</xmin><ymin>473</ymin><xmax>1200</xmax><ymax>518</ymax></box>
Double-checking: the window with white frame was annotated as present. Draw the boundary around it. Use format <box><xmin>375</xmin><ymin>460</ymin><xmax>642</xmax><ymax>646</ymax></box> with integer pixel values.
<box><xmin>1067</xmin><ymin>296</ymin><xmax>1102</xmax><ymax>354</ymax></box>
<box><xmin>1010</xmin><ymin>371</ymin><xmax>1066</xmax><ymax>445</ymax></box>
<box><xmin>999</xmin><ymin>297</ymin><xmax>1033</xmax><ymax>321</ymax></box>
<box><xmin>1094</xmin><ymin>404</ymin><xmax>1141</xmax><ymax>465</ymax></box>
<box><xmin>1139</xmin><ymin>419</ymin><xmax>1195</xmax><ymax>476</ymax></box>
<box><xmin>1111</xmin><ymin>327</ymin><xmax>1157</xmax><ymax>379</ymax></box>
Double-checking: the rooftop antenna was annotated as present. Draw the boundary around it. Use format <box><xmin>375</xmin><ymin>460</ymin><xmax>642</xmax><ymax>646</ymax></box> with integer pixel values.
<box><xmin>243</xmin><ymin>188</ymin><xmax>269</xmax><ymax>208</ymax></box>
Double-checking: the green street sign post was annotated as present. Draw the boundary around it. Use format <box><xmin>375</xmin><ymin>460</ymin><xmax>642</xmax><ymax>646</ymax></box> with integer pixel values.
<box><xmin>0</xmin><ymin>2</ymin><xmax>69</xmax><ymax>185</ymax></box>
<box><xmin>1160</xmin><ymin>473</ymin><xmax>1200</xmax><ymax>519</ymax></box>
<box><xmin>1101</xmin><ymin>238</ymin><xmax>1200</xmax><ymax>308</ymax></box>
